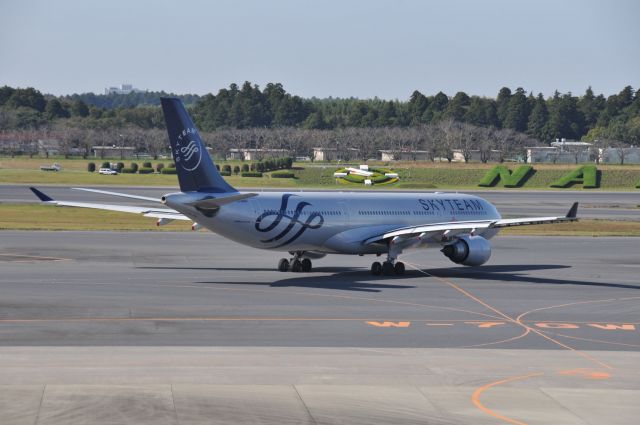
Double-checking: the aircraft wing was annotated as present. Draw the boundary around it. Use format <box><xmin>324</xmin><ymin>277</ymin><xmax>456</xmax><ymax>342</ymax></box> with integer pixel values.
<box><xmin>364</xmin><ymin>202</ymin><xmax>578</xmax><ymax>245</ymax></box>
<box><xmin>30</xmin><ymin>187</ymin><xmax>189</xmax><ymax>221</ymax></box>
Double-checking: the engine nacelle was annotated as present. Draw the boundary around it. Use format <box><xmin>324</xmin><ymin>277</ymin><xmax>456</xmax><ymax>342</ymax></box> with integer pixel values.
<box><xmin>441</xmin><ymin>235</ymin><xmax>491</xmax><ymax>266</ymax></box>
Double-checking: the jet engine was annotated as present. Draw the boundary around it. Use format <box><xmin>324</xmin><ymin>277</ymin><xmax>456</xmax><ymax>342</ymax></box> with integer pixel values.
<box><xmin>441</xmin><ymin>235</ymin><xmax>491</xmax><ymax>266</ymax></box>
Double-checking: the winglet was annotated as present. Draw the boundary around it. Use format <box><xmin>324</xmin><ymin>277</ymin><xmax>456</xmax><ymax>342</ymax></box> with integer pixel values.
<box><xmin>566</xmin><ymin>202</ymin><xmax>579</xmax><ymax>219</ymax></box>
<box><xmin>30</xmin><ymin>187</ymin><xmax>54</xmax><ymax>202</ymax></box>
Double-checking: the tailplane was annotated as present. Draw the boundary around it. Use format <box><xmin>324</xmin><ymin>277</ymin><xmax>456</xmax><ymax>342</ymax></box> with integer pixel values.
<box><xmin>160</xmin><ymin>98</ymin><xmax>236</xmax><ymax>193</ymax></box>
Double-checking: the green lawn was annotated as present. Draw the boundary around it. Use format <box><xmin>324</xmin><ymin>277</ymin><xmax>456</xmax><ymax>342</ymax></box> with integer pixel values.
<box><xmin>2</xmin><ymin>157</ymin><xmax>640</xmax><ymax>190</ymax></box>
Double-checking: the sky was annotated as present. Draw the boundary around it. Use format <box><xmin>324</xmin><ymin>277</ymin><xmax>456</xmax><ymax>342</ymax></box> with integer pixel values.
<box><xmin>1</xmin><ymin>0</ymin><xmax>638</xmax><ymax>99</ymax></box>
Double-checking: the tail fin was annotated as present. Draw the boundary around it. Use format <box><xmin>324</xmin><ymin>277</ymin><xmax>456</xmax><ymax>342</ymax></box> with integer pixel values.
<box><xmin>160</xmin><ymin>98</ymin><xmax>236</xmax><ymax>193</ymax></box>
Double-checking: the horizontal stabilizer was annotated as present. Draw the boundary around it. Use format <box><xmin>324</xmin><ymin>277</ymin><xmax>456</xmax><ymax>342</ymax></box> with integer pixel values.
<box><xmin>188</xmin><ymin>192</ymin><xmax>258</xmax><ymax>209</ymax></box>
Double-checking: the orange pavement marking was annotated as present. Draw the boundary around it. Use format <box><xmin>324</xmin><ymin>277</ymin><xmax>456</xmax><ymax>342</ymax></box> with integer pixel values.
<box><xmin>472</xmin><ymin>372</ymin><xmax>544</xmax><ymax>425</ymax></box>
<box><xmin>405</xmin><ymin>261</ymin><xmax>612</xmax><ymax>370</ymax></box>
<box><xmin>535</xmin><ymin>322</ymin><xmax>579</xmax><ymax>329</ymax></box>
<box><xmin>589</xmin><ymin>323</ymin><xmax>635</xmax><ymax>331</ymax></box>
<box><xmin>558</xmin><ymin>368</ymin><xmax>611</xmax><ymax>380</ymax></box>
<box><xmin>366</xmin><ymin>321</ymin><xmax>411</xmax><ymax>328</ymax></box>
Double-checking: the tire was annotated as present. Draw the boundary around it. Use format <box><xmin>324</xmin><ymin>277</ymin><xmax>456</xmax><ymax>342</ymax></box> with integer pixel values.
<box><xmin>277</xmin><ymin>258</ymin><xmax>289</xmax><ymax>272</ymax></box>
<box><xmin>394</xmin><ymin>261</ymin><xmax>405</xmax><ymax>275</ymax></box>
<box><xmin>301</xmin><ymin>258</ymin><xmax>312</xmax><ymax>272</ymax></box>
<box><xmin>382</xmin><ymin>261</ymin><xmax>395</xmax><ymax>276</ymax></box>
<box><xmin>371</xmin><ymin>261</ymin><xmax>382</xmax><ymax>275</ymax></box>
<box><xmin>291</xmin><ymin>259</ymin><xmax>302</xmax><ymax>272</ymax></box>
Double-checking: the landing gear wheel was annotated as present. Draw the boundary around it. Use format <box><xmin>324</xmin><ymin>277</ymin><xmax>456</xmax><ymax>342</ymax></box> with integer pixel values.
<box><xmin>382</xmin><ymin>261</ymin><xmax>395</xmax><ymax>276</ymax></box>
<box><xmin>277</xmin><ymin>258</ymin><xmax>289</xmax><ymax>272</ymax></box>
<box><xmin>371</xmin><ymin>261</ymin><xmax>382</xmax><ymax>276</ymax></box>
<box><xmin>291</xmin><ymin>259</ymin><xmax>302</xmax><ymax>272</ymax></box>
<box><xmin>301</xmin><ymin>258</ymin><xmax>312</xmax><ymax>272</ymax></box>
<box><xmin>394</xmin><ymin>261</ymin><xmax>405</xmax><ymax>275</ymax></box>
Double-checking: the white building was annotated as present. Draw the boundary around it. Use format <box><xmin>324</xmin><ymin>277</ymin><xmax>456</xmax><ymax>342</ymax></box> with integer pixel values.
<box><xmin>599</xmin><ymin>146</ymin><xmax>640</xmax><ymax>164</ymax></box>
<box><xmin>379</xmin><ymin>150</ymin><xmax>430</xmax><ymax>161</ymax></box>
<box><xmin>451</xmin><ymin>149</ymin><xmax>502</xmax><ymax>162</ymax></box>
<box><xmin>227</xmin><ymin>148</ymin><xmax>291</xmax><ymax>161</ymax></box>
<box><xmin>526</xmin><ymin>139</ymin><xmax>593</xmax><ymax>163</ymax></box>
<box><xmin>312</xmin><ymin>147</ymin><xmax>360</xmax><ymax>162</ymax></box>
<box><xmin>104</xmin><ymin>84</ymin><xmax>144</xmax><ymax>95</ymax></box>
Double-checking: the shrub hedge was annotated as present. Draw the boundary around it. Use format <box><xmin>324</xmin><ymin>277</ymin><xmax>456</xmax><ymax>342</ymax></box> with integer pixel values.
<box><xmin>478</xmin><ymin>165</ymin><xmax>533</xmax><ymax>187</ymax></box>
<box><xmin>161</xmin><ymin>168</ymin><xmax>177</xmax><ymax>174</ymax></box>
<box><xmin>220</xmin><ymin>170</ymin><xmax>231</xmax><ymax>176</ymax></box>
<box><xmin>143</xmin><ymin>162</ymin><xmax>152</xmax><ymax>168</ymax></box>
<box><xmin>550</xmin><ymin>165</ymin><xmax>598</xmax><ymax>188</ymax></box>
<box><xmin>156</xmin><ymin>163</ymin><xmax>165</xmax><ymax>172</ymax></box>
<box><xmin>101</xmin><ymin>162</ymin><xmax>110</xmax><ymax>169</ymax></box>
<box><xmin>87</xmin><ymin>162</ymin><xmax>96</xmax><ymax>172</ymax></box>
<box><xmin>120</xmin><ymin>168</ymin><xmax>135</xmax><ymax>173</ymax></box>
<box><xmin>116</xmin><ymin>162</ymin><xmax>125</xmax><ymax>171</ymax></box>
<box><xmin>138</xmin><ymin>167</ymin><xmax>154</xmax><ymax>174</ymax></box>
<box><xmin>271</xmin><ymin>171</ymin><xmax>295</xmax><ymax>178</ymax></box>
<box><xmin>241</xmin><ymin>172</ymin><xmax>263</xmax><ymax>177</ymax></box>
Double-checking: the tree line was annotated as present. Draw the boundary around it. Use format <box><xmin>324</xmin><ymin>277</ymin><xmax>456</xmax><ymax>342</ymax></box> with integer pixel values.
<box><xmin>0</xmin><ymin>83</ymin><xmax>638</xmax><ymax>161</ymax></box>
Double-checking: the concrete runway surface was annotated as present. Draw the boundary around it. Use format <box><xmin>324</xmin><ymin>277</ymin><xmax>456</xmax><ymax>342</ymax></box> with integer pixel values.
<box><xmin>1</xmin><ymin>184</ymin><xmax>640</xmax><ymax>220</ymax></box>
<box><xmin>1</xmin><ymin>230</ymin><xmax>639</xmax><ymax>424</ymax></box>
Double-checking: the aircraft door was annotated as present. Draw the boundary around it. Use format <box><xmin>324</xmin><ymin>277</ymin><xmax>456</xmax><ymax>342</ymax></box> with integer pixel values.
<box><xmin>338</xmin><ymin>201</ymin><xmax>349</xmax><ymax>225</ymax></box>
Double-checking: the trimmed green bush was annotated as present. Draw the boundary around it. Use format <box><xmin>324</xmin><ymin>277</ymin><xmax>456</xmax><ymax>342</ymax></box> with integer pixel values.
<box><xmin>636</xmin><ymin>179</ymin><xmax>640</xmax><ymax>189</ymax></box>
<box><xmin>101</xmin><ymin>162</ymin><xmax>110</xmax><ymax>169</ymax></box>
<box><xmin>87</xmin><ymin>162</ymin><xmax>96</xmax><ymax>172</ymax></box>
<box><xmin>130</xmin><ymin>162</ymin><xmax>139</xmax><ymax>172</ymax></box>
<box><xmin>271</xmin><ymin>171</ymin><xmax>295</xmax><ymax>178</ymax></box>
<box><xmin>550</xmin><ymin>165</ymin><xmax>598</xmax><ymax>188</ymax></box>
<box><xmin>161</xmin><ymin>167</ymin><xmax>177</xmax><ymax>174</ymax></box>
<box><xmin>143</xmin><ymin>162</ymin><xmax>152</xmax><ymax>168</ymax></box>
<box><xmin>120</xmin><ymin>168</ymin><xmax>135</xmax><ymax>173</ymax></box>
<box><xmin>116</xmin><ymin>162</ymin><xmax>125</xmax><ymax>172</ymax></box>
<box><xmin>156</xmin><ymin>163</ymin><xmax>165</xmax><ymax>173</ymax></box>
<box><xmin>138</xmin><ymin>167</ymin><xmax>154</xmax><ymax>174</ymax></box>
<box><xmin>220</xmin><ymin>170</ymin><xmax>231</xmax><ymax>176</ymax></box>
<box><xmin>478</xmin><ymin>165</ymin><xmax>533</xmax><ymax>187</ymax></box>
<box><xmin>241</xmin><ymin>172</ymin><xmax>263</xmax><ymax>177</ymax></box>
<box><xmin>241</xmin><ymin>163</ymin><xmax>249</xmax><ymax>172</ymax></box>
<box><xmin>222</xmin><ymin>164</ymin><xmax>232</xmax><ymax>173</ymax></box>
<box><xmin>342</xmin><ymin>174</ymin><xmax>366</xmax><ymax>183</ymax></box>
<box><xmin>233</xmin><ymin>165</ymin><xmax>240</xmax><ymax>175</ymax></box>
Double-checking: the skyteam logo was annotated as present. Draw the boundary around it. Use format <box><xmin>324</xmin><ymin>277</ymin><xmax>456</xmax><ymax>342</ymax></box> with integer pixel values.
<box><xmin>255</xmin><ymin>194</ymin><xmax>324</xmax><ymax>248</ymax></box>
<box><xmin>174</xmin><ymin>127</ymin><xmax>202</xmax><ymax>172</ymax></box>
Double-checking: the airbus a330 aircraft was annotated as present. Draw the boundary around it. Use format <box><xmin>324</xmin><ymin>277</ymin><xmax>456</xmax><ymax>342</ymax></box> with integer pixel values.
<box><xmin>31</xmin><ymin>98</ymin><xmax>578</xmax><ymax>276</ymax></box>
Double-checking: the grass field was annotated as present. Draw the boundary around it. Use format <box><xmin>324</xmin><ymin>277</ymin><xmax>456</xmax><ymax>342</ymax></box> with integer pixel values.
<box><xmin>2</xmin><ymin>157</ymin><xmax>640</xmax><ymax>190</ymax></box>
<box><xmin>1</xmin><ymin>203</ymin><xmax>638</xmax><ymax>236</ymax></box>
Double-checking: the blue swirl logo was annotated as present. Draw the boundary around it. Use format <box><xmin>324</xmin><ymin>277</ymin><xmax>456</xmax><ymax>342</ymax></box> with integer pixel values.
<box><xmin>175</xmin><ymin>138</ymin><xmax>202</xmax><ymax>171</ymax></box>
<box><xmin>255</xmin><ymin>194</ymin><xmax>324</xmax><ymax>248</ymax></box>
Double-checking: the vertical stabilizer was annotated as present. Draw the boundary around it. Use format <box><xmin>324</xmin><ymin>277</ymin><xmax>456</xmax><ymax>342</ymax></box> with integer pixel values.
<box><xmin>160</xmin><ymin>98</ymin><xmax>236</xmax><ymax>193</ymax></box>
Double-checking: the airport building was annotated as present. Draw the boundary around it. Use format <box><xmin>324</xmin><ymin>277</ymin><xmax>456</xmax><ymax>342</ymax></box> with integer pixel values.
<box><xmin>227</xmin><ymin>148</ymin><xmax>292</xmax><ymax>161</ymax></box>
<box><xmin>104</xmin><ymin>84</ymin><xmax>144</xmax><ymax>95</ymax></box>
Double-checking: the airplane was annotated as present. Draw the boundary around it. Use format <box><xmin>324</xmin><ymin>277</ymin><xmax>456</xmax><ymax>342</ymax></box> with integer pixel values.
<box><xmin>30</xmin><ymin>98</ymin><xmax>579</xmax><ymax>276</ymax></box>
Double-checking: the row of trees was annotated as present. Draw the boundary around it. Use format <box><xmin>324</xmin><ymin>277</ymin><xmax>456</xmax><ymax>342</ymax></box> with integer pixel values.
<box><xmin>1</xmin><ymin>118</ymin><xmax>536</xmax><ymax>162</ymax></box>
<box><xmin>1</xmin><ymin>83</ymin><xmax>638</xmax><ymax>160</ymax></box>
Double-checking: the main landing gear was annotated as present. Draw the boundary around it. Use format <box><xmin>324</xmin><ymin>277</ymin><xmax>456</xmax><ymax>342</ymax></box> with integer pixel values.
<box><xmin>371</xmin><ymin>250</ymin><xmax>405</xmax><ymax>276</ymax></box>
<box><xmin>278</xmin><ymin>252</ymin><xmax>312</xmax><ymax>273</ymax></box>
